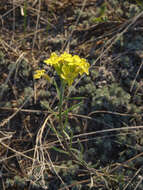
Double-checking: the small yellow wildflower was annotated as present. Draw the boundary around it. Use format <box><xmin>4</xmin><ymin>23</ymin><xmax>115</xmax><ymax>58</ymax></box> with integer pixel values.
<box><xmin>34</xmin><ymin>69</ymin><xmax>50</xmax><ymax>82</ymax></box>
<box><xmin>44</xmin><ymin>52</ymin><xmax>90</xmax><ymax>86</ymax></box>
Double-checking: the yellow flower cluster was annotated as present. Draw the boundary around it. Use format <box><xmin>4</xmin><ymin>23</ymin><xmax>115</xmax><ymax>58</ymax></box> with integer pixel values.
<box><xmin>34</xmin><ymin>52</ymin><xmax>90</xmax><ymax>86</ymax></box>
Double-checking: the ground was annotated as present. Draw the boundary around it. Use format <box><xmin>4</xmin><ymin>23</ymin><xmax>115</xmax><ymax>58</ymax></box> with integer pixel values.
<box><xmin>0</xmin><ymin>0</ymin><xmax>143</xmax><ymax>189</ymax></box>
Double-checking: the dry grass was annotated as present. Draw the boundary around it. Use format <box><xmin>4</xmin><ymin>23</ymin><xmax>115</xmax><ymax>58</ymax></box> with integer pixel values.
<box><xmin>0</xmin><ymin>0</ymin><xmax>143</xmax><ymax>189</ymax></box>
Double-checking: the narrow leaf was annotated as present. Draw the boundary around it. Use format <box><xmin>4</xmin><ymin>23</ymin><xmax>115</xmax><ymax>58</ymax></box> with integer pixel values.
<box><xmin>52</xmin><ymin>146</ymin><xmax>69</xmax><ymax>155</ymax></box>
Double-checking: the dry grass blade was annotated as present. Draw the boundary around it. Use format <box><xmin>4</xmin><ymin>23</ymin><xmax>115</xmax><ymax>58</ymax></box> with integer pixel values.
<box><xmin>31</xmin><ymin>113</ymin><xmax>69</xmax><ymax>189</ymax></box>
<box><xmin>0</xmin><ymin>94</ymin><xmax>33</xmax><ymax>127</ymax></box>
<box><xmin>0</xmin><ymin>140</ymin><xmax>35</xmax><ymax>161</ymax></box>
<box><xmin>130</xmin><ymin>59</ymin><xmax>143</xmax><ymax>92</ymax></box>
<box><xmin>32</xmin><ymin>0</ymin><xmax>41</xmax><ymax>50</ymax></box>
<box><xmin>123</xmin><ymin>167</ymin><xmax>142</xmax><ymax>190</ymax></box>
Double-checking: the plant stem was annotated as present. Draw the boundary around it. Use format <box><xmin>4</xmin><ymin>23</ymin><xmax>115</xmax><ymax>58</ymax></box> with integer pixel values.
<box><xmin>59</xmin><ymin>79</ymin><xmax>65</xmax><ymax>131</ymax></box>
<box><xmin>58</xmin><ymin>80</ymin><xmax>96</xmax><ymax>174</ymax></box>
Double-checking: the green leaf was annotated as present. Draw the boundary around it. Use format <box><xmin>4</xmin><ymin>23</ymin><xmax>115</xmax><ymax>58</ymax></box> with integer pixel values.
<box><xmin>40</xmin><ymin>100</ymin><xmax>56</xmax><ymax>114</ymax></box>
<box><xmin>135</xmin><ymin>0</ymin><xmax>143</xmax><ymax>9</ymax></box>
<box><xmin>53</xmin><ymin>79</ymin><xmax>60</xmax><ymax>100</ymax></box>
<box><xmin>69</xmin><ymin>128</ymin><xmax>74</xmax><ymax>148</ymax></box>
<box><xmin>62</xmin><ymin>102</ymin><xmax>83</xmax><ymax>115</ymax></box>
<box><xmin>77</xmin><ymin>138</ymin><xmax>84</xmax><ymax>154</ymax></box>
<box><xmin>52</xmin><ymin>146</ymin><xmax>69</xmax><ymax>155</ymax></box>
<box><xmin>65</xmin><ymin>96</ymin><xmax>86</xmax><ymax>101</ymax></box>
<box><xmin>63</xmin><ymin>130</ymin><xmax>70</xmax><ymax>140</ymax></box>
<box><xmin>70</xmin><ymin>148</ymin><xmax>81</xmax><ymax>155</ymax></box>
<box><xmin>71</xmin><ymin>148</ymin><xmax>84</xmax><ymax>162</ymax></box>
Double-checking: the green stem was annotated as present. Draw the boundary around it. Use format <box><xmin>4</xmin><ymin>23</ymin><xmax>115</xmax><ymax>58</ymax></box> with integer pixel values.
<box><xmin>59</xmin><ymin>79</ymin><xmax>65</xmax><ymax>130</ymax></box>
<box><xmin>58</xmin><ymin>81</ymin><xmax>79</xmax><ymax>158</ymax></box>
<box><xmin>58</xmin><ymin>80</ymin><xmax>94</xmax><ymax>173</ymax></box>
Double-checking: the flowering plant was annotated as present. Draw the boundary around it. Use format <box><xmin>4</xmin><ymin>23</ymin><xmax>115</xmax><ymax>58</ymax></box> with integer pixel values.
<box><xmin>34</xmin><ymin>52</ymin><xmax>89</xmax><ymax>86</ymax></box>
<box><xmin>34</xmin><ymin>52</ymin><xmax>90</xmax><ymax>170</ymax></box>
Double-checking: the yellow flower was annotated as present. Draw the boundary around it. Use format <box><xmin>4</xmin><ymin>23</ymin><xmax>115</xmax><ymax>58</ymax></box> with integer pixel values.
<box><xmin>33</xmin><ymin>69</ymin><xmax>51</xmax><ymax>82</ymax></box>
<box><xmin>44</xmin><ymin>52</ymin><xmax>90</xmax><ymax>86</ymax></box>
